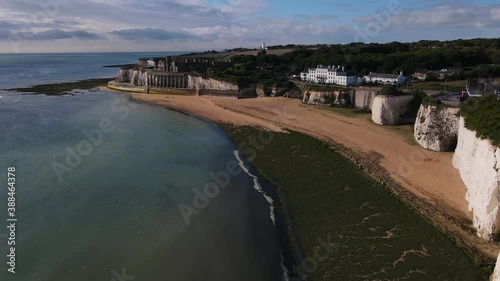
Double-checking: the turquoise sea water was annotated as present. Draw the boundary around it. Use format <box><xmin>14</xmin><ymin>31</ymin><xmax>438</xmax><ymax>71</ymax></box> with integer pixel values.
<box><xmin>0</xmin><ymin>52</ymin><xmax>181</xmax><ymax>88</ymax></box>
<box><xmin>0</xmin><ymin>90</ymin><xmax>283</xmax><ymax>281</ymax></box>
<box><xmin>0</xmin><ymin>53</ymin><xmax>283</xmax><ymax>280</ymax></box>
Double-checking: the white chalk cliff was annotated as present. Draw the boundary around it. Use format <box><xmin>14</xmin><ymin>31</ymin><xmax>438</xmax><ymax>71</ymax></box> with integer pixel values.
<box><xmin>188</xmin><ymin>76</ymin><xmax>239</xmax><ymax>91</ymax></box>
<box><xmin>371</xmin><ymin>95</ymin><xmax>415</xmax><ymax>125</ymax></box>
<box><xmin>492</xmin><ymin>253</ymin><xmax>500</xmax><ymax>281</ymax></box>
<box><xmin>414</xmin><ymin>104</ymin><xmax>459</xmax><ymax>151</ymax></box>
<box><xmin>302</xmin><ymin>90</ymin><xmax>332</xmax><ymax>105</ymax></box>
<box><xmin>116</xmin><ymin>69</ymin><xmax>148</xmax><ymax>86</ymax></box>
<box><xmin>453</xmin><ymin>117</ymin><xmax>500</xmax><ymax>240</ymax></box>
<box><xmin>115</xmin><ymin>69</ymin><xmax>239</xmax><ymax>91</ymax></box>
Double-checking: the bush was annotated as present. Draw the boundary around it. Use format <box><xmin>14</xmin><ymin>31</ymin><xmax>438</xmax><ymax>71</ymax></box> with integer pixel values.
<box><xmin>422</xmin><ymin>95</ymin><xmax>442</xmax><ymax>106</ymax></box>
<box><xmin>460</xmin><ymin>95</ymin><xmax>500</xmax><ymax>145</ymax></box>
<box><xmin>235</xmin><ymin>76</ymin><xmax>256</xmax><ymax>89</ymax></box>
<box><xmin>379</xmin><ymin>85</ymin><xmax>405</xmax><ymax>96</ymax></box>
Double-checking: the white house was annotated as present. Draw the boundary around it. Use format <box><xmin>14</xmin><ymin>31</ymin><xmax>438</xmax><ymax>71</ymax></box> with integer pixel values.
<box><xmin>300</xmin><ymin>65</ymin><xmax>358</xmax><ymax>86</ymax></box>
<box><xmin>364</xmin><ymin>71</ymin><xmax>406</xmax><ymax>85</ymax></box>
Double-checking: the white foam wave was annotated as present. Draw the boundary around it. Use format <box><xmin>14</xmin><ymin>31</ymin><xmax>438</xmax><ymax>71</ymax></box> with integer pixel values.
<box><xmin>233</xmin><ymin>150</ymin><xmax>276</xmax><ymax>226</ymax></box>
<box><xmin>234</xmin><ymin>150</ymin><xmax>291</xmax><ymax>280</ymax></box>
<box><xmin>280</xmin><ymin>254</ymin><xmax>290</xmax><ymax>281</ymax></box>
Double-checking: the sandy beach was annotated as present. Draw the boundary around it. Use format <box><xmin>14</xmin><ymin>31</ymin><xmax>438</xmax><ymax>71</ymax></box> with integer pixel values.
<box><xmin>124</xmin><ymin>92</ymin><xmax>499</xmax><ymax>262</ymax></box>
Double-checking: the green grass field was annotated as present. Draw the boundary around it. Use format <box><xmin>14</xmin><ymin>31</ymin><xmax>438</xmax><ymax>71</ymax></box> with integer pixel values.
<box><xmin>408</xmin><ymin>80</ymin><xmax>467</xmax><ymax>92</ymax></box>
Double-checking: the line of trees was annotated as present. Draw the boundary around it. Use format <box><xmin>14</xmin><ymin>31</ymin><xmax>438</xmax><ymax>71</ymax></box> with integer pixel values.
<box><xmin>280</xmin><ymin>38</ymin><xmax>500</xmax><ymax>77</ymax></box>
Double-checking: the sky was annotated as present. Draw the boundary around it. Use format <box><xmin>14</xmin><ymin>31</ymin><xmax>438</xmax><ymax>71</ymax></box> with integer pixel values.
<box><xmin>0</xmin><ymin>0</ymin><xmax>499</xmax><ymax>53</ymax></box>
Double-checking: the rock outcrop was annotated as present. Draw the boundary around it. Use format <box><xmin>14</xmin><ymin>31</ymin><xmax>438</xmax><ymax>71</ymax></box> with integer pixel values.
<box><xmin>188</xmin><ymin>76</ymin><xmax>239</xmax><ymax>91</ymax></box>
<box><xmin>492</xmin><ymin>253</ymin><xmax>500</xmax><ymax>281</ymax></box>
<box><xmin>453</xmin><ymin>117</ymin><xmax>500</xmax><ymax>240</ymax></box>
<box><xmin>371</xmin><ymin>95</ymin><xmax>415</xmax><ymax>125</ymax></box>
<box><xmin>256</xmin><ymin>85</ymin><xmax>266</xmax><ymax>97</ymax></box>
<box><xmin>414</xmin><ymin>104</ymin><xmax>460</xmax><ymax>151</ymax></box>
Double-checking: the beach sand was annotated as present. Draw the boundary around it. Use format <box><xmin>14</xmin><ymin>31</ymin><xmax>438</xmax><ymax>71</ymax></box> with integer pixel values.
<box><xmin>124</xmin><ymin>92</ymin><xmax>499</xmax><ymax>262</ymax></box>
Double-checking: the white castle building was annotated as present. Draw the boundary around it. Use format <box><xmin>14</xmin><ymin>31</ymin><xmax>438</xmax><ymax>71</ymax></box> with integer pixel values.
<box><xmin>300</xmin><ymin>65</ymin><xmax>358</xmax><ymax>86</ymax></box>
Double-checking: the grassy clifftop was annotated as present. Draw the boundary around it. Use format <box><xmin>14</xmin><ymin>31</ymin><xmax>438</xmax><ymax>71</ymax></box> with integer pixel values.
<box><xmin>460</xmin><ymin>95</ymin><xmax>500</xmax><ymax>146</ymax></box>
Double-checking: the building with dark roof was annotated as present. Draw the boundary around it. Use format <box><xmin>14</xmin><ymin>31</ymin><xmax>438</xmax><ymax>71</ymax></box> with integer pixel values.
<box><xmin>363</xmin><ymin>71</ymin><xmax>406</xmax><ymax>85</ymax></box>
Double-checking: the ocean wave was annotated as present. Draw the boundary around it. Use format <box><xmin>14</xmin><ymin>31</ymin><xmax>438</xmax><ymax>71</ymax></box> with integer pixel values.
<box><xmin>233</xmin><ymin>150</ymin><xmax>276</xmax><ymax>226</ymax></box>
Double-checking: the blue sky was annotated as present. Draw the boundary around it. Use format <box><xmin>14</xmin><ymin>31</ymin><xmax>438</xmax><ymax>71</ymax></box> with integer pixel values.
<box><xmin>0</xmin><ymin>0</ymin><xmax>499</xmax><ymax>53</ymax></box>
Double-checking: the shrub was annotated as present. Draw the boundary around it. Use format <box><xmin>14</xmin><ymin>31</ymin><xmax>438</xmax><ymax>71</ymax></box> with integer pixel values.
<box><xmin>460</xmin><ymin>95</ymin><xmax>500</xmax><ymax>146</ymax></box>
<box><xmin>379</xmin><ymin>85</ymin><xmax>405</xmax><ymax>96</ymax></box>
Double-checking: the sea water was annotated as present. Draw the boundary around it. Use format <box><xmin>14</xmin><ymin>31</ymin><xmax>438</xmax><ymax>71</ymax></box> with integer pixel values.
<box><xmin>0</xmin><ymin>53</ymin><xmax>283</xmax><ymax>280</ymax></box>
<box><xmin>0</xmin><ymin>90</ymin><xmax>283</xmax><ymax>281</ymax></box>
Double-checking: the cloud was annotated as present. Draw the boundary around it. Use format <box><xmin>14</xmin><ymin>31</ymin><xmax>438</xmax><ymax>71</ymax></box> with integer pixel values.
<box><xmin>295</xmin><ymin>14</ymin><xmax>337</xmax><ymax>21</ymax></box>
<box><xmin>0</xmin><ymin>0</ymin><xmax>499</xmax><ymax>53</ymax></box>
<box><xmin>4</xmin><ymin>29</ymin><xmax>102</xmax><ymax>40</ymax></box>
<box><xmin>109</xmin><ymin>28</ymin><xmax>194</xmax><ymax>41</ymax></box>
<box><xmin>392</xmin><ymin>4</ymin><xmax>500</xmax><ymax>29</ymax></box>
<box><xmin>0</xmin><ymin>20</ymin><xmax>16</xmax><ymax>28</ymax></box>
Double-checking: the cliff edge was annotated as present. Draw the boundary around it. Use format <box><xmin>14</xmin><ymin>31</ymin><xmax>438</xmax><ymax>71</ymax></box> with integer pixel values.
<box><xmin>371</xmin><ymin>95</ymin><xmax>415</xmax><ymax>125</ymax></box>
<box><xmin>453</xmin><ymin>117</ymin><xmax>500</xmax><ymax>241</ymax></box>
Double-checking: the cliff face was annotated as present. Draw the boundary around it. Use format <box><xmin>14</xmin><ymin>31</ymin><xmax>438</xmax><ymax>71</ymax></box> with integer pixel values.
<box><xmin>414</xmin><ymin>104</ymin><xmax>460</xmax><ymax>151</ymax></box>
<box><xmin>453</xmin><ymin>117</ymin><xmax>500</xmax><ymax>240</ymax></box>
<box><xmin>302</xmin><ymin>90</ymin><xmax>352</xmax><ymax>106</ymax></box>
<box><xmin>116</xmin><ymin>69</ymin><xmax>148</xmax><ymax>86</ymax></box>
<box><xmin>302</xmin><ymin>90</ymin><xmax>332</xmax><ymax>105</ymax></box>
<box><xmin>354</xmin><ymin>87</ymin><xmax>379</xmax><ymax>109</ymax></box>
<box><xmin>188</xmin><ymin>76</ymin><xmax>239</xmax><ymax>91</ymax></box>
<box><xmin>371</xmin><ymin>95</ymin><xmax>415</xmax><ymax>125</ymax></box>
<box><xmin>493</xmin><ymin>253</ymin><xmax>500</xmax><ymax>281</ymax></box>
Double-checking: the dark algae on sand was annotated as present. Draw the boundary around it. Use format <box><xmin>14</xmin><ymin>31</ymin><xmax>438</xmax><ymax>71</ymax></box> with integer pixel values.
<box><xmin>221</xmin><ymin>125</ymin><xmax>492</xmax><ymax>281</ymax></box>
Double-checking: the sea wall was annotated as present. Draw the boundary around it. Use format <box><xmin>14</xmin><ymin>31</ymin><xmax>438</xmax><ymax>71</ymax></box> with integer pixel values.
<box><xmin>115</xmin><ymin>68</ymin><xmax>240</xmax><ymax>92</ymax></box>
<box><xmin>414</xmin><ymin>104</ymin><xmax>460</xmax><ymax>151</ymax></box>
<box><xmin>453</xmin><ymin>117</ymin><xmax>500</xmax><ymax>240</ymax></box>
<box><xmin>371</xmin><ymin>95</ymin><xmax>415</xmax><ymax>125</ymax></box>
